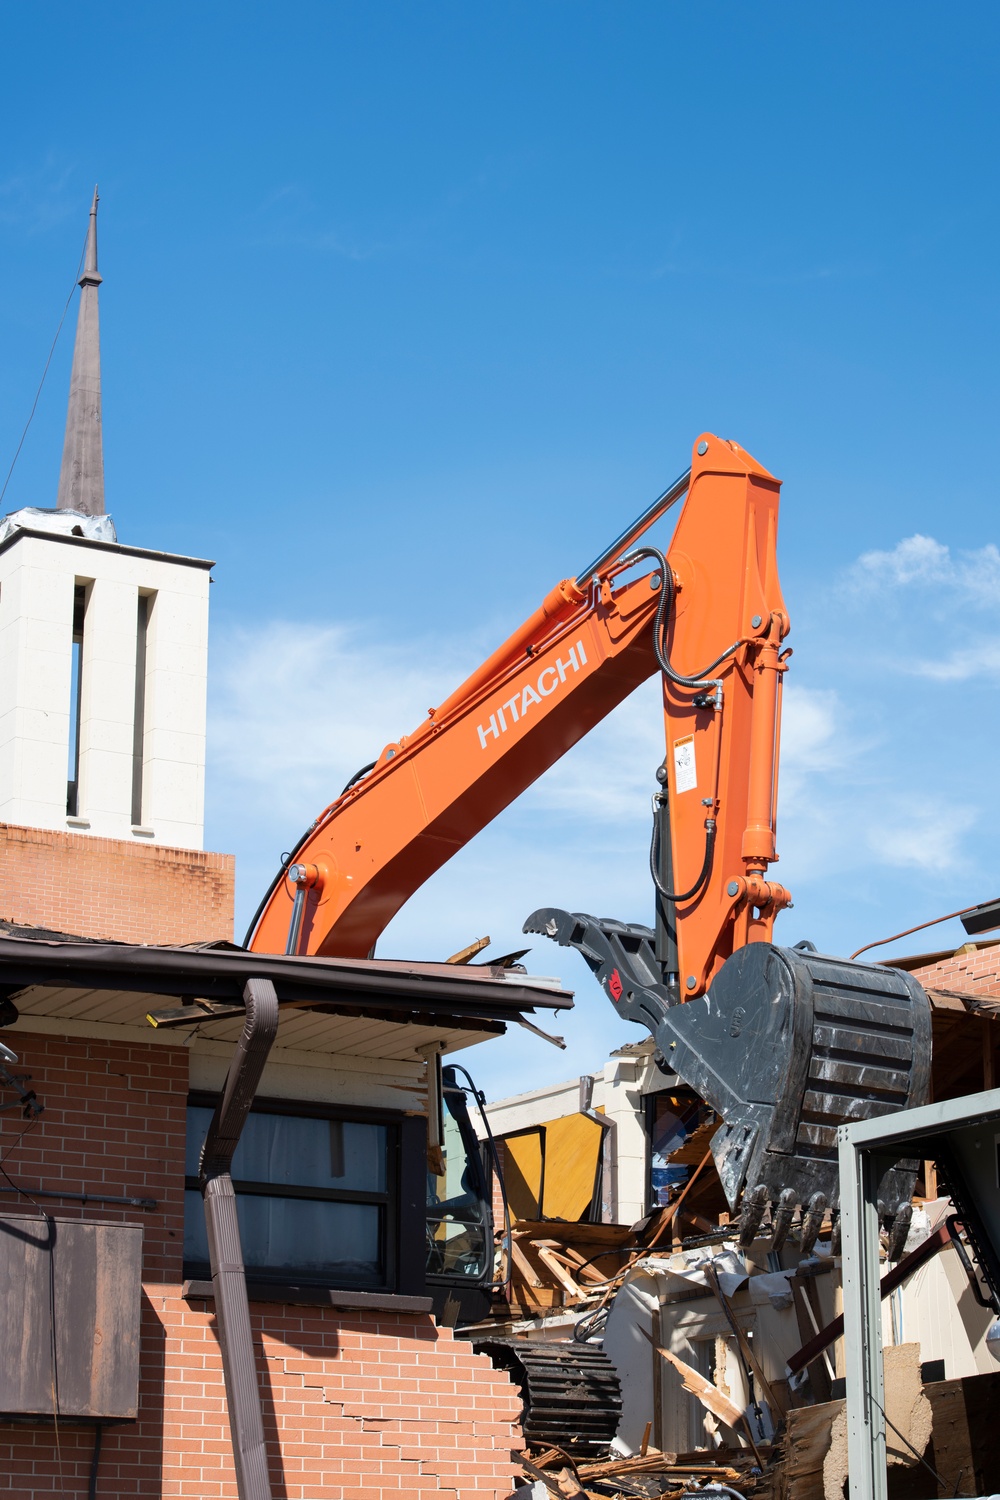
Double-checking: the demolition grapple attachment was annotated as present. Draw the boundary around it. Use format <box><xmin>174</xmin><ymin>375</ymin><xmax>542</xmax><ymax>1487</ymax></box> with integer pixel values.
<box><xmin>524</xmin><ymin>909</ymin><xmax>932</xmax><ymax>1254</ymax></box>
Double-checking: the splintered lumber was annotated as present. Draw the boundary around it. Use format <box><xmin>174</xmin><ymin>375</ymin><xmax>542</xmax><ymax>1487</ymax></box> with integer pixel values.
<box><xmin>657</xmin><ymin>1346</ymin><xmax>747</xmax><ymax>1431</ymax></box>
<box><xmin>518</xmin><ymin>1455</ymin><xmax>586</xmax><ymax>1497</ymax></box>
<box><xmin>704</xmin><ymin>1263</ymin><xmax>788</xmax><ymax>1419</ymax></box>
<box><xmin>575</xmin><ymin>1454</ymin><xmax>740</xmax><ymax>1480</ymax></box>
<box><xmin>638</xmin><ymin>1325</ymin><xmax>763</xmax><ymax>1465</ymax></box>
<box><xmin>506</xmin><ymin>1220</ymin><xmax>635</xmax><ymax>1312</ymax></box>
<box><xmin>781</xmin><ymin>1400</ymin><xmax>842</xmax><ymax>1500</ymax></box>
<box><xmin>530</xmin><ymin>1240</ymin><xmax>587</xmax><ymax>1300</ymax></box>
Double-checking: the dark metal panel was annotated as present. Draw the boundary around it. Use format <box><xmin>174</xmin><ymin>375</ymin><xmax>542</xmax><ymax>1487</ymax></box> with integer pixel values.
<box><xmin>0</xmin><ymin>1214</ymin><xmax>142</xmax><ymax>1419</ymax></box>
<box><xmin>395</xmin><ymin>1114</ymin><xmax>427</xmax><ymax>1299</ymax></box>
<box><xmin>472</xmin><ymin>1340</ymin><xmax>622</xmax><ymax>1459</ymax></box>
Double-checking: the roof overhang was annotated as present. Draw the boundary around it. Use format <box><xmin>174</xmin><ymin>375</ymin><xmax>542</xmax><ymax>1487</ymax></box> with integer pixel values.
<box><xmin>0</xmin><ymin>930</ymin><xmax>573</xmax><ymax>1059</ymax></box>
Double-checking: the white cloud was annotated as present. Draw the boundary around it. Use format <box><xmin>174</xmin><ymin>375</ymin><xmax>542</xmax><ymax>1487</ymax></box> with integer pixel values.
<box><xmin>866</xmin><ymin>800</ymin><xmax>977</xmax><ymax>874</ymax></box>
<box><xmin>779</xmin><ymin>685</ymin><xmax>845</xmax><ymax>779</ymax></box>
<box><xmin>849</xmin><ymin>534</ymin><xmax>1000</xmax><ymax>606</ymax></box>
<box><xmin>909</xmin><ymin>638</ymin><xmax>1000</xmax><ymax>682</ymax></box>
<box><xmin>208</xmin><ymin>619</ymin><xmax>476</xmax><ymax>823</ymax></box>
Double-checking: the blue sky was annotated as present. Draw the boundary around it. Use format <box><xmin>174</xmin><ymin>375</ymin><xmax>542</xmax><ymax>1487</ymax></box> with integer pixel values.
<box><xmin>2</xmin><ymin>4</ymin><xmax>999</xmax><ymax>1096</ymax></box>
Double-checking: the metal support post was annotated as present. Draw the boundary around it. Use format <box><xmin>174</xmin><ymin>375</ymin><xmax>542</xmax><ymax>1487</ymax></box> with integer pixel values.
<box><xmin>839</xmin><ymin>1128</ymin><xmax>889</xmax><ymax>1500</ymax></box>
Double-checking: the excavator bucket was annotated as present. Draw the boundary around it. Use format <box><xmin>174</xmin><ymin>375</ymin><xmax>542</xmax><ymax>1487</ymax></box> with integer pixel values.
<box><xmin>525</xmin><ymin>909</ymin><xmax>932</xmax><ymax>1254</ymax></box>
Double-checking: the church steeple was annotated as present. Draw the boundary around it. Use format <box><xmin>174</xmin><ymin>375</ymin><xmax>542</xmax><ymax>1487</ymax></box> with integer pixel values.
<box><xmin>56</xmin><ymin>187</ymin><xmax>104</xmax><ymax>516</ymax></box>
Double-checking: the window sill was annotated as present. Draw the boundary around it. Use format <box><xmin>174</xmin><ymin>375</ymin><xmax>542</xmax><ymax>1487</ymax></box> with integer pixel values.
<box><xmin>66</xmin><ymin>817</ymin><xmax>90</xmax><ymax>829</ymax></box>
<box><xmin>182</xmin><ymin>1279</ymin><xmax>432</xmax><ymax>1314</ymax></box>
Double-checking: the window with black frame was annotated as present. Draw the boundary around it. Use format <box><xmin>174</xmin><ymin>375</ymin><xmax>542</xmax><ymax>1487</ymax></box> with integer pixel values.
<box><xmin>184</xmin><ymin>1095</ymin><xmax>396</xmax><ymax>1289</ymax></box>
<box><xmin>425</xmin><ymin>1070</ymin><xmax>492</xmax><ymax>1284</ymax></box>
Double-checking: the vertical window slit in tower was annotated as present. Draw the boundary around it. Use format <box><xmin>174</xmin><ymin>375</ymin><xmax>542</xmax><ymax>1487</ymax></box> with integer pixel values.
<box><xmin>67</xmin><ymin>584</ymin><xmax>87</xmax><ymax>816</ymax></box>
<box><xmin>131</xmin><ymin>594</ymin><xmax>150</xmax><ymax>827</ymax></box>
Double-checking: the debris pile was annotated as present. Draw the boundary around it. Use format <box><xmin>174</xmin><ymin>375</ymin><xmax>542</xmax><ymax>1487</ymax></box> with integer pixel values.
<box><xmin>516</xmin><ymin>1443</ymin><xmax>765</xmax><ymax>1498</ymax></box>
<box><xmin>487</xmin><ymin>1185</ymin><xmax>1000</xmax><ymax>1500</ymax></box>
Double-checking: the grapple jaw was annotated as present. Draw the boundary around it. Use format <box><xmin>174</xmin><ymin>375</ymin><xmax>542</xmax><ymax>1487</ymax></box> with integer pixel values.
<box><xmin>524</xmin><ymin>909</ymin><xmax>932</xmax><ymax>1254</ymax></box>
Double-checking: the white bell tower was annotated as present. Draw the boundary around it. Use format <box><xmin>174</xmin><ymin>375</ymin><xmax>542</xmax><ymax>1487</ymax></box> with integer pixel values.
<box><xmin>0</xmin><ymin>189</ymin><xmax>211</xmax><ymax>851</ymax></box>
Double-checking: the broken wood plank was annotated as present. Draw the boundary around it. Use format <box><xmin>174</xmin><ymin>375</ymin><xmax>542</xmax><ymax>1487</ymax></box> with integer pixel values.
<box><xmin>509</xmin><ymin>1235</ymin><xmax>545</xmax><ymax>1289</ymax></box>
<box><xmin>923</xmin><ymin>1371</ymin><xmax>1000</xmax><ymax>1498</ymax></box>
<box><xmin>529</xmin><ymin>1240</ymin><xmax>587</xmax><ymax>1300</ymax></box>
<box><xmin>638</xmin><ymin>1325</ymin><xmax>763</xmax><ymax>1465</ymax></box>
<box><xmin>704</xmin><ymin>1263</ymin><xmax>788</xmax><ymax>1420</ymax></box>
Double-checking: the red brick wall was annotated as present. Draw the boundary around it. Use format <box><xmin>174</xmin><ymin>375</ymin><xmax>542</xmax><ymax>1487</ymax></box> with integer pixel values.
<box><xmin>0</xmin><ymin>824</ymin><xmax>235</xmax><ymax>944</ymax></box>
<box><xmin>0</xmin><ymin>1032</ymin><xmax>523</xmax><ymax>1499</ymax></box>
<box><xmin>911</xmin><ymin>941</ymin><xmax>1000</xmax><ymax>996</ymax></box>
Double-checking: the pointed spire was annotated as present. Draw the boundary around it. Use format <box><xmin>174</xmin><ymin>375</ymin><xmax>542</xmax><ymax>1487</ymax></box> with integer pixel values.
<box><xmin>57</xmin><ymin>187</ymin><xmax>104</xmax><ymax>515</ymax></box>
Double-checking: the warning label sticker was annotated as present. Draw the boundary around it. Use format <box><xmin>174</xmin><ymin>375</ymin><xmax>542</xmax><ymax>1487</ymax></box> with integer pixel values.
<box><xmin>673</xmin><ymin>735</ymin><xmax>698</xmax><ymax>794</ymax></box>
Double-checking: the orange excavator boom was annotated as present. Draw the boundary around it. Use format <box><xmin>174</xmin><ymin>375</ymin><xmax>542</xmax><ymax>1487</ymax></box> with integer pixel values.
<box><xmin>248</xmin><ymin>432</ymin><xmax>931</xmax><ymax>1251</ymax></box>
<box><xmin>248</xmin><ymin>434</ymin><xmax>788</xmax><ymax>992</ymax></box>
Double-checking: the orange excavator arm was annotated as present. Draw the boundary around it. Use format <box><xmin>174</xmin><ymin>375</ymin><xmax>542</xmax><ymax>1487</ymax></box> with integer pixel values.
<box><xmin>250</xmin><ymin>432</ymin><xmax>932</xmax><ymax>1248</ymax></box>
<box><xmin>248</xmin><ymin>432</ymin><xmax>790</xmax><ymax>993</ymax></box>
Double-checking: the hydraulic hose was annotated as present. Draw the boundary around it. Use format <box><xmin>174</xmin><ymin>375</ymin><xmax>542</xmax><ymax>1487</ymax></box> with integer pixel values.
<box><xmin>621</xmin><ymin>545</ymin><xmax>742</xmax><ymax>687</ymax></box>
<box><xmin>621</xmin><ymin>542</ymin><xmax>729</xmax><ymax>905</ymax></box>
<box><xmin>339</xmin><ymin>759</ymin><xmax>377</xmax><ymax>796</ymax></box>
<box><xmin>650</xmin><ymin>805</ymin><xmax>716</xmax><ymax>903</ymax></box>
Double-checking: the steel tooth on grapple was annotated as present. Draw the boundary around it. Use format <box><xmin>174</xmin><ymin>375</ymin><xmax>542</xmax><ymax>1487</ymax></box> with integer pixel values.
<box><xmin>799</xmin><ymin>1192</ymin><xmax>828</xmax><ymax>1258</ymax></box>
<box><xmin>887</xmin><ymin>1203</ymin><xmax>913</xmax><ymax>1262</ymax></box>
<box><xmin>737</xmin><ymin>1184</ymin><xmax>770</xmax><ymax>1249</ymax></box>
<box><xmin>525</xmin><ymin>910</ymin><xmax>933</xmax><ymax>1241</ymax></box>
<box><xmin>770</xmin><ymin>1188</ymin><xmax>798</xmax><ymax>1252</ymax></box>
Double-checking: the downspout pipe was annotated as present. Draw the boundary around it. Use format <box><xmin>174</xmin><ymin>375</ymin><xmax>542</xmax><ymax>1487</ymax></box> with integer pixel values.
<box><xmin>199</xmin><ymin>977</ymin><xmax>280</xmax><ymax>1500</ymax></box>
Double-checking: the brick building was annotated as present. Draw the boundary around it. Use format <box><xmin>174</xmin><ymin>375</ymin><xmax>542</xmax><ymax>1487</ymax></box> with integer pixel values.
<box><xmin>0</xmin><ymin>937</ymin><xmax>557</xmax><ymax>1499</ymax></box>
<box><xmin>0</xmin><ymin>191</ymin><xmax>554</xmax><ymax>1499</ymax></box>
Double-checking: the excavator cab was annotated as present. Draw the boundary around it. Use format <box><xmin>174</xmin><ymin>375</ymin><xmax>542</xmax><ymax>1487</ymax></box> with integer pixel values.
<box><xmin>425</xmin><ymin>1065</ymin><xmax>497</xmax><ymax>1324</ymax></box>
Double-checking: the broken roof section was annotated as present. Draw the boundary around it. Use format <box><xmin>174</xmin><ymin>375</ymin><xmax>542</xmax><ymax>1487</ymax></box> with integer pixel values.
<box><xmin>0</xmin><ymin>921</ymin><xmax>573</xmax><ymax>1064</ymax></box>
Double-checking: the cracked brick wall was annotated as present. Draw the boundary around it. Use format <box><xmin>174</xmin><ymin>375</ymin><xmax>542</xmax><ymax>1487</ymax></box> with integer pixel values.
<box><xmin>911</xmin><ymin>940</ymin><xmax>1000</xmax><ymax>996</ymax></box>
<box><xmin>0</xmin><ymin>1032</ymin><xmax>523</xmax><ymax>1499</ymax></box>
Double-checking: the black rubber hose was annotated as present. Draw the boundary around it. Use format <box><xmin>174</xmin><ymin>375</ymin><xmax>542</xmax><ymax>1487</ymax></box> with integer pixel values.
<box><xmin>241</xmin><ymin>825</ymin><xmax>315</xmax><ymax>948</ymax></box>
<box><xmin>339</xmin><ymin>759</ymin><xmax>377</xmax><ymax>796</ymax></box>
<box><xmin>623</xmin><ymin>545</ymin><xmax>742</xmax><ymax>685</ymax></box>
<box><xmin>650</xmin><ymin>810</ymin><xmax>716</xmax><ymax>903</ymax></box>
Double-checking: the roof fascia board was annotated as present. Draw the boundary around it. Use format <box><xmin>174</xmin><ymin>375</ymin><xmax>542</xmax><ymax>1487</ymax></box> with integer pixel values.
<box><xmin>0</xmin><ymin>526</ymin><xmax>214</xmax><ymax>571</ymax></box>
<box><xmin>0</xmin><ymin>935</ymin><xmax>570</xmax><ymax>1020</ymax></box>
